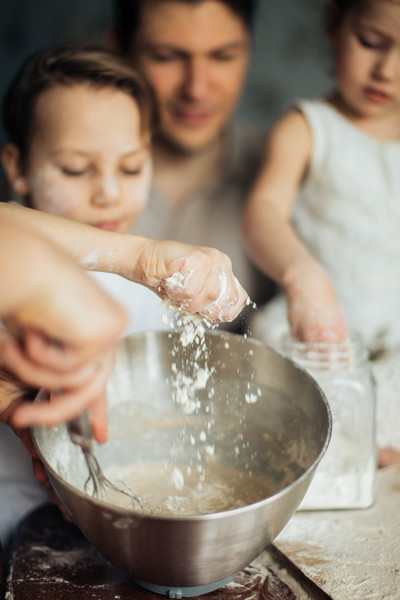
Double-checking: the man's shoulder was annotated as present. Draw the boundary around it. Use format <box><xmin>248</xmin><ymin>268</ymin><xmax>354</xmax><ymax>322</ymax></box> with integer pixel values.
<box><xmin>225</xmin><ymin>121</ymin><xmax>266</xmax><ymax>155</ymax></box>
<box><xmin>221</xmin><ymin>122</ymin><xmax>266</xmax><ymax>184</ymax></box>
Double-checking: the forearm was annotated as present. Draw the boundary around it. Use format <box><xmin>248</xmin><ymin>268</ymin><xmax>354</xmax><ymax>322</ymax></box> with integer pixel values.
<box><xmin>0</xmin><ymin>218</ymin><xmax>59</xmax><ymax>315</ymax></box>
<box><xmin>242</xmin><ymin>198</ymin><xmax>318</xmax><ymax>295</ymax></box>
<box><xmin>243</xmin><ymin>197</ymin><xmax>347</xmax><ymax>342</ymax></box>
<box><xmin>0</xmin><ymin>204</ymin><xmax>248</xmax><ymax>323</ymax></box>
<box><xmin>0</xmin><ymin>203</ymin><xmax>150</xmax><ymax>282</ymax></box>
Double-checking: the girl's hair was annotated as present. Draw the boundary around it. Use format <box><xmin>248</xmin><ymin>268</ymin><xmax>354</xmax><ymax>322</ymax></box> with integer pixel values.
<box><xmin>327</xmin><ymin>0</ymin><xmax>400</xmax><ymax>33</ymax></box>
<box><xmin>2</xmin><ymin>46</ymin><xmax>157</xmax><ymax>160</ymax></box>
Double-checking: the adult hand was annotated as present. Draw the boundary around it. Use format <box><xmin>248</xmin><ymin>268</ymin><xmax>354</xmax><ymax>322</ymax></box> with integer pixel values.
<box><xmin>0</xmin><ymin>356</ymin><xmax>48</xmax><ymax>482</ymax></box>
<box><xmin>130</xmin><ymin>240</ymin><xmax>249</xmax><ymax>323</ymax></box>
<box><xmin>0</xmin><ymin>220</ymin><xmax>127</xmax><ymax>441</ymax></box>
<box><xmin>0</xmin><ymin>331</ymin><xmax>115</xmax><ymax>443</ymax></box>
<box><xmin>0</xmin><ymin>331</ymin><xmax>114</xmax><ymax>483</ymax></box>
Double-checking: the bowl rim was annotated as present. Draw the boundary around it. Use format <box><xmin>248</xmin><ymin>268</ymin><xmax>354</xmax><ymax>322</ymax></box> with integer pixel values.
<box><xmin>31</xmin><ymin>331</ymin><xmax>332</xmax><ymax>521</ymax></box>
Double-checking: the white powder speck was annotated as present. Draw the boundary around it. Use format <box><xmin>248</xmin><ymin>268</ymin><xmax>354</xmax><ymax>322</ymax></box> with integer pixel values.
<box><xmin>170</xmin><ymin>467</ymin><xmax>184</xmax><ymax>491</ymax></box>
<box><xmin>245</xmin><ymin>392</ymin><xmax>258</xmax><ymax>404</ymax></box>
<box><xmin>81</xmin><ymin>251</ymin><xmax>99</xmax><ymax>269</ymax></box>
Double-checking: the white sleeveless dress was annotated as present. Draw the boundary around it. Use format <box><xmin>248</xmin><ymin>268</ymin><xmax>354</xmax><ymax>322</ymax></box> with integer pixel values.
<box><xmin>251</xmin><ymin>99</ymin><xmax>400</xmax><ymax>448</ymax></box>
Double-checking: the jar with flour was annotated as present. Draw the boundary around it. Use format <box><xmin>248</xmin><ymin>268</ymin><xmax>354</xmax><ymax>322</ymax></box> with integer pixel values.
<box><xmin>281</xmin><ymin>333</ymin><xmax>376</xmax><ymax>509</ymax></box>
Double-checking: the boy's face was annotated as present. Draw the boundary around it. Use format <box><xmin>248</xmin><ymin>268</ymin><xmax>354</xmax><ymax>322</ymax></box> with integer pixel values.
<box><xmin>129</xmin><ymin>0</ymin><xmax>250</xmax><ymax>153</ymax></box>
<box><xmin>21</xmin><ymin>84</ymin><xmax>152</xmax><ymax>232</ymax></box>
<box><xmin>331</xmin><ymin>0</ymin><xmax>400</xmax><ymax>125</ymax></box>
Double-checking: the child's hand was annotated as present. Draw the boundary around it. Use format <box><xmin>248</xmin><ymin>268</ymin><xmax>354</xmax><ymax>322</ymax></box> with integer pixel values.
<box><xmin>136</xmin><ymin>240</ymin><xmax>249</xmax><ymax>323</ymax></box>
<box><xmin>285</xmin><ymin>262</ymin><xmax>348</xmax><ymax>343</ymax></box>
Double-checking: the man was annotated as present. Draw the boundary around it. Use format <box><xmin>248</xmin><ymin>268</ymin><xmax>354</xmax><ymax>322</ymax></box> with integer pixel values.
<box><xmin>110</xmin><ymin>0</ymin><xmax>275</xmax><ymax>330</ymax></box>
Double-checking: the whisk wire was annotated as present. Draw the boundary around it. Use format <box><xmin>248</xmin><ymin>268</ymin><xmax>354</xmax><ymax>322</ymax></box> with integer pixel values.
<box><xmin>67</xmin><ymin>413</ymin><xmax>152</xmax><ymax>513</ymax></box>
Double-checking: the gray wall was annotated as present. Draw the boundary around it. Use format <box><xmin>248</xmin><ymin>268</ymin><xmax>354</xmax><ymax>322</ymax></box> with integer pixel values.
<box><xmin>240</xmin><ymin>0</ymin><xmax>332</xmax><ymax>126</ymax></box>
<box><xmin>1</xmin><ymin>0</ymin><xmax>334</xmax><ymax>145</ymax></box>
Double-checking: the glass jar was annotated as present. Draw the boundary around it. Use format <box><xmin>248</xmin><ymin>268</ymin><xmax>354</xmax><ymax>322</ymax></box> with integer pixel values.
<box><xmin>280</xmin><ymin>333</ymin><xmax>376</xmax><ymax>510</ymax></box>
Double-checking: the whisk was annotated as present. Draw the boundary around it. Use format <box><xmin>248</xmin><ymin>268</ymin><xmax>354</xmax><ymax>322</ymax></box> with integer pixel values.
<box><xmin>67</xmin><ymin>412</ymin><xmax>152</xmax><ymax>513</ymax></box>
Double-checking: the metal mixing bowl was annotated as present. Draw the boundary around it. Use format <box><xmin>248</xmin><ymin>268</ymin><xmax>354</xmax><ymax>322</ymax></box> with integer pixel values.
<box><xmin>32</xmin><ymin>330</ymin><xmax>331</xmax><ymax>595</ymax></box>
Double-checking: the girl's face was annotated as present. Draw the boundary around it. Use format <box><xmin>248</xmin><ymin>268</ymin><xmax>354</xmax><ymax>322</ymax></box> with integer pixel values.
<box><xmin>22</xmin><ymin>84</ymin><xmax>152</xmax><ymax>232</ymax></box>
<box><xmin>331</xmin><ymin>0</ymin><xmax>400</xmax><ymax>132</ymax></box>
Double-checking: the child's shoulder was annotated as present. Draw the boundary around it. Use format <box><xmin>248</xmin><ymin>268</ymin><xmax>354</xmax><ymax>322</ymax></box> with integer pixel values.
<box><xmin>276</xmin><ymin>97</ymin><xmax>357</xmax><ymax>149</ymax></box>
<box><xmin>267</xmin><ymin>98</ymin><xmax>351</xmax><ymax>169</ymax></box>
<box><xmin>268</xmin><ymin>101</ymin><xmax>314</xmax><ymax>149</ymax></box>
<box><xmin>262</xmin><ymin>102</ymin><xmax>314</xmax><ymax>167</ymax></box>
<box><xmin>285</xmin><ymin>98</ymin><xmax>339</xmax><ymax>130</ymax></box>
<box><xmin>271</xmin><ymin>98</ymin><xmax>329</xmax><ymax>137</ymax></box>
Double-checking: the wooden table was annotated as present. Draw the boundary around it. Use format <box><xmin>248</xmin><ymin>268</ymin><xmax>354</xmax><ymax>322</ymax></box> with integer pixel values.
<box><xmin>6</xmin><ymin>466</ymin><xmax>398</xmax><ymax>599</ymax></box>
<box><xmin>276</xmin><ymin>465</ymin><xmax>400</xmax><ymax>599</ymax></box>
<box><xmin>5</xmin><ymin>504</ymin><xmax>325</xmax><ymax>600</ymax></box>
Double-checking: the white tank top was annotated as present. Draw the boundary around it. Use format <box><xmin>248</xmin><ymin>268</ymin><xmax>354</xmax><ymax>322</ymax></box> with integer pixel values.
<box><xmin>291</xmin><ymin>99</ymin><xmax>400</xmax><ymax>349</ymax></box>
<box><xmin>251</xmin><ymin>99</ymin><xmax>400</xmax><ymax>448</ymax></box>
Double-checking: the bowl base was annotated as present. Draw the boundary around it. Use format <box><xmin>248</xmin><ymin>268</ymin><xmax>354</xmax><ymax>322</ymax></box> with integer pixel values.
<box><xmin>133</xmin><ymin>573</ymin><xmax>238</xmax><ymax>598</ymax></box>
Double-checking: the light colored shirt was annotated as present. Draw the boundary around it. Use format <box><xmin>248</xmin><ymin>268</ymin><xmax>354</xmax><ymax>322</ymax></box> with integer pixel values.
<box><xmin>132</xmin><ymin>125</ymin><xmax>275</xmax><ymax>331</ymax></box>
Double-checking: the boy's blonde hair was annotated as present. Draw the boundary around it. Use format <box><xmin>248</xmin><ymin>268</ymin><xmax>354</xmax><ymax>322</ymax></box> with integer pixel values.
<box><xmin>2</xmin><ymin>46</ymin><xmax>157</xmax><ymax>160</ymax></box>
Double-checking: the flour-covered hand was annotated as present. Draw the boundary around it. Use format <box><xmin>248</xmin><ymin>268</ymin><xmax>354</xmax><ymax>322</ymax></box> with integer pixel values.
<box><xmin>285</xmin><ymin>262</ymin><xmax>348</xmax><ymax>343</ymax></box>
<box><xmin>138</xmin><ymin>241</ymin><xmax>248</xmax><ymax>323</ymax></box>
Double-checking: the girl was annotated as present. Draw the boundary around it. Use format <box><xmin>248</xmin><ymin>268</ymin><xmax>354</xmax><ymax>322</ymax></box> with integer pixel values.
<box><xmin>242</xmin><ymin>0</ymin><xmax>400</xmax><ymax>463</ymax></box>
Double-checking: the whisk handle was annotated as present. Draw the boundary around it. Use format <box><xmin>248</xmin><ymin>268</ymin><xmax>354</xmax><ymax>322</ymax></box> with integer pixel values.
<box><xmin>67</xmin><ymin>412</ymin><xmax>93</xmax><ymax>451</ymax></box>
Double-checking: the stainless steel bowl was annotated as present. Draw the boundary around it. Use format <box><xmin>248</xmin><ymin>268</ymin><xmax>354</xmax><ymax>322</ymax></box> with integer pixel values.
<box><xmin>32</xmin><ymin>330</ymin><xmax>331</xmax><ymax>593</ymax></box>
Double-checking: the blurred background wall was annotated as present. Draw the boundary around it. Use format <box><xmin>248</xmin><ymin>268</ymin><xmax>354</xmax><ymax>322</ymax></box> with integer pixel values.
<box><xmin>0</xmin><ymin>0</ymin><xmax>333</xmax><ymax>146</ymax></box>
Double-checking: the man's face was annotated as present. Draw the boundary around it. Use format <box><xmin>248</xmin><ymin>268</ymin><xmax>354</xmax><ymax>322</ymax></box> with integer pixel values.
<box><xmin>130</xmin><ymin>0</ymin><xmax>250</xmax><ymax>153</ymax></box>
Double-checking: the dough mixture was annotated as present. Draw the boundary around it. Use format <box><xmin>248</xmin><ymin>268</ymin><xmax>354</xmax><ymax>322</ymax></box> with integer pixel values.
<box><xmin>104</xmin><ymin>461</ymin><xmax>273</xmax><ymax>515</ymax></box>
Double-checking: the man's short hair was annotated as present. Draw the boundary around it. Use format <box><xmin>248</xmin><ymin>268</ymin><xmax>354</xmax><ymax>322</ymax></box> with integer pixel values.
<box><xmin>113</xmin><ymin>0</ymin><xmax>258</xmax><ymax>54</ymax></box>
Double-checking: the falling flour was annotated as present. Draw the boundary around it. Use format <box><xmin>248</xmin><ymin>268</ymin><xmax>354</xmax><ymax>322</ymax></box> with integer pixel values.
<box><xmin>98</xmin><ymin>300</ymin><xmax>265</xmax><ymax>516</ymax></box>
<box><xmin>162</xmin><ymin>301</ymin><xmax>216</xmax><ymax>415</ymax></box>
